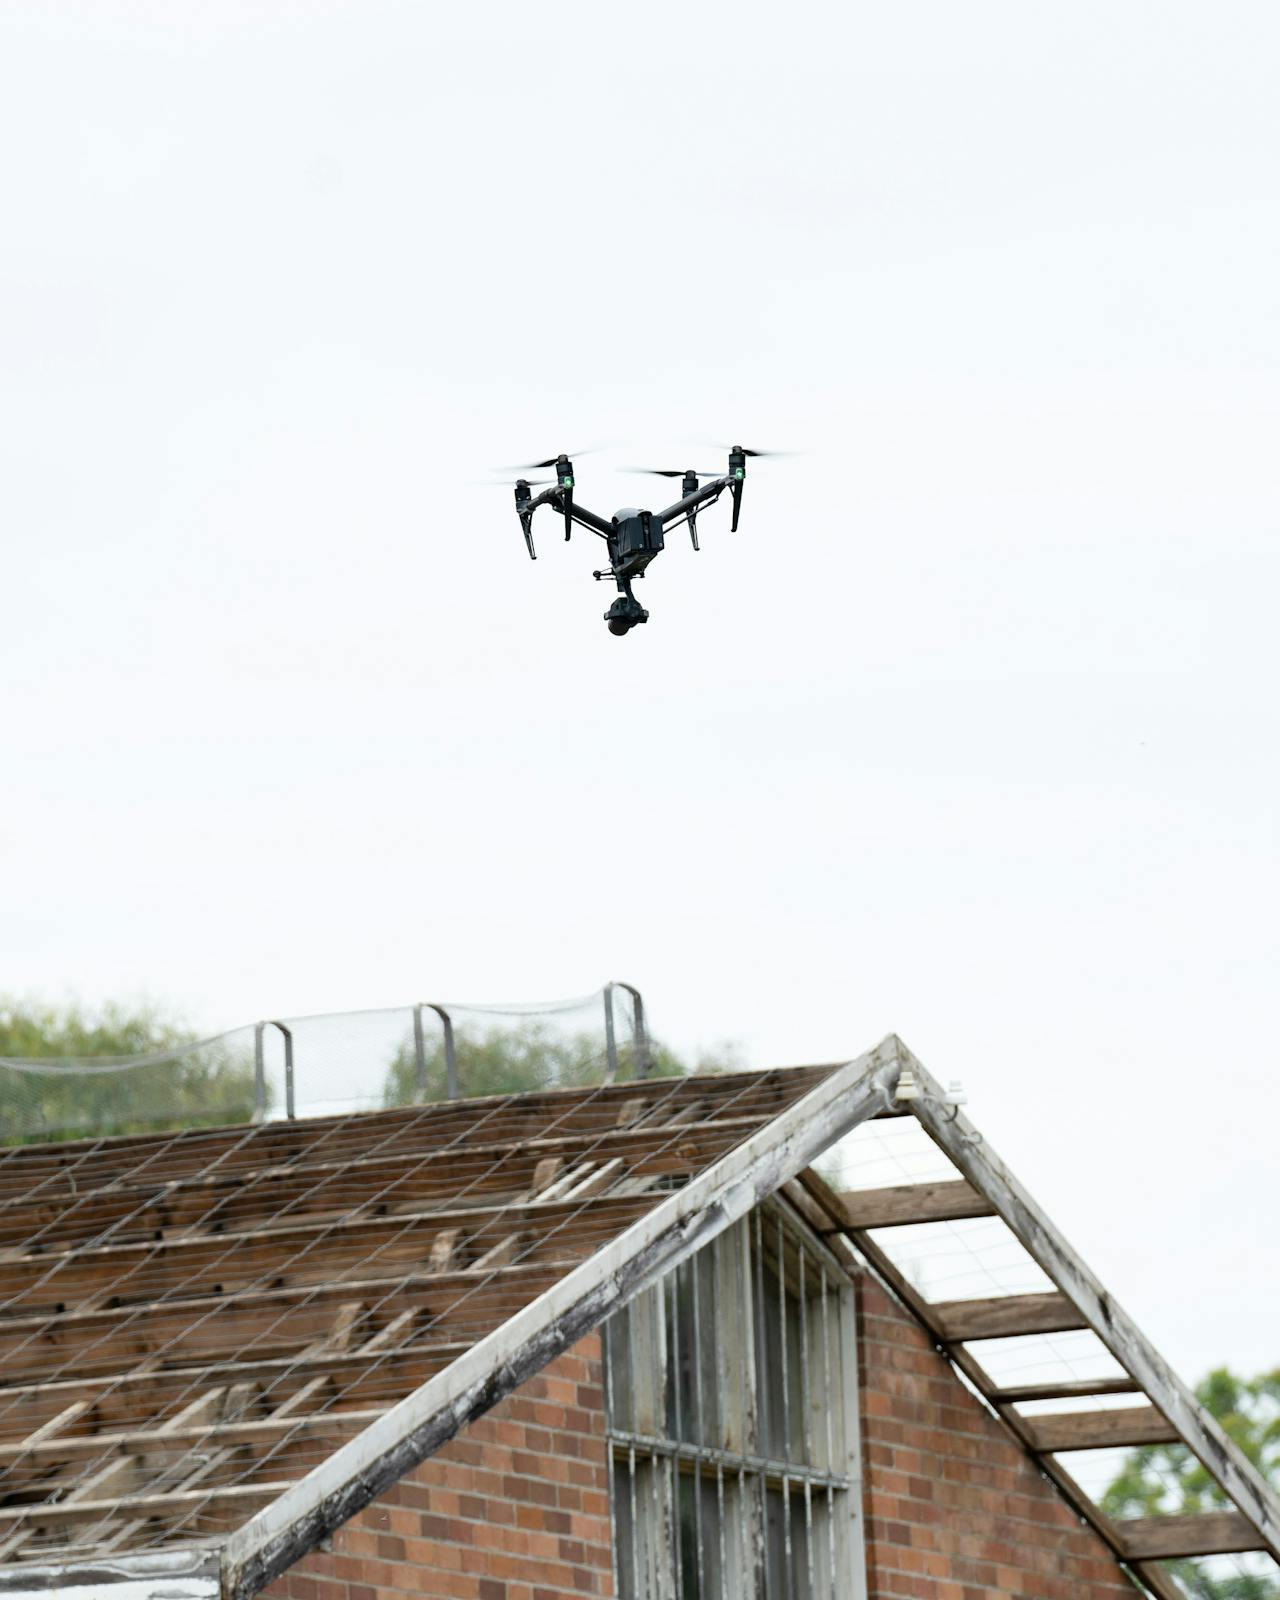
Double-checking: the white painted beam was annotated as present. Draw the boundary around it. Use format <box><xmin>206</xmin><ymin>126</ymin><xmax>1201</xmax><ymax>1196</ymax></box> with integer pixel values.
<box><xmin>0</xmin><ymin>1548</ymin><xmax>219</xmax><ymax>1598</ymax></box>
<box><xmin>222</xmin><ymin>1038</ymin><xmax>904</xmax><ymax>1599</ymax></box>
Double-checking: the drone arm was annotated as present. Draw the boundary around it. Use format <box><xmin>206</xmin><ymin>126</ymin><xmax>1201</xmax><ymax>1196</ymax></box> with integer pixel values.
<box><xmin>655</xmin><ymin>476</ymin><xmax>728</xmax><ymax>526</ymax></box>
<box><xmin>560</xmin><ymin>497</ymin><xmax>614</xmax><ymax>538</ymax></box>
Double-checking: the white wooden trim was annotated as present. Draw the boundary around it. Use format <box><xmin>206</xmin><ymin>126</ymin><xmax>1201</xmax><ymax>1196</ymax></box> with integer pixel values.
<box><xmin>222</xmin><ymin>1039</ymin><xmax>904</xmax><ymax>1598</ymax></box>
<box><xmin>0</xmin><ymin>1549</ymin><xmax>219</xmax><ymax>1598</ymax></box>
<box><xmin>904</xmin><ymin>1045</ymin><xmax>1280</xmax><ymax>1564</ymax></box>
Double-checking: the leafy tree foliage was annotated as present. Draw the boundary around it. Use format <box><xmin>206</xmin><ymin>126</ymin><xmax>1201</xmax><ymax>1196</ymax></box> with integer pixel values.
<box><xmin>1102</xmin><ymin>1367</ymin><xmax>1280</xmax><ymax>1599</ymax></box>
<box><xmin>0</xmin><ymin>1000</ymin><xmax>261</xmax><ymax>1143</ymax></box>
<box><xmin>381</xmin><ymin>1018</ymin><xmax>741</xmax><ymax>1107</ymax></box>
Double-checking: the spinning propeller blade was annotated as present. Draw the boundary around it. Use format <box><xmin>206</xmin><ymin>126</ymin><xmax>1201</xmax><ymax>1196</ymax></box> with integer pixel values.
<box><xmin>708</xmin><ymin>443</ymin><xmax>796</xmax><ymax>458</ymax></box>
<box><xmin>498</xmin><ymin>443</ymin><xmax>606</xmax><ymax>471</ymax></box>
<box><xmin>623</xmin><ymin>467</ymin><xmax>722</xmax><ymax>478</ymax></box>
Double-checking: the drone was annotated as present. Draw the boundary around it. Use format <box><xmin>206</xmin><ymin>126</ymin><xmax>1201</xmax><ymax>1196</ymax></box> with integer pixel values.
<box><xmin>499</xmin><ymin>445</ymin><xmax>782</xmax><ymax>635</ymax></box>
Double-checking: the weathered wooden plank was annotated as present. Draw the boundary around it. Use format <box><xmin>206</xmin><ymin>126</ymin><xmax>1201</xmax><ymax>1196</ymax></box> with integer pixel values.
<box><xmin>1131</xmin><ymin>1559</ymin><xmax>1201</xmax><ymax>1600</ymax></box>
<box><xmin>0</xmin><ymin>1191</ymin><xmax>658</xmax><ymax>1315</ymax></box>
<box><xmin>1115</xmin><ymin>1512</ymin><xmax>1262</xmax><ymax>1561</ymax></box>
<box><xmin>831</xmin><ymin>1179</ymin><xmax>994</xmax><ymax>1229</ymax></box>
<box><xmin>0</xmin><ymin>1482</ymin><xmax>292</xmax><ymax>1527</ymax></box>
<box><xmin>906</xmin><ymin>1047</ymin><xmax>1280</xmax><ymax>1563</ymax></box>
<box><xmin>0</xmin><ymin>1068</ymin><xmax>828</xmax><ymax>1204</ymax></box>
<box><xmin>0</xmin><ymin>1548</ymin><xmax>221</xmax><ymax>1599</ymax></box>
<box><xmin>988</xmin><ymin>1376</ymin><xmax>1141</xmax><ymax>1405</ymax></box>
<box><xmin>0</xmin><ymin>1262</ymin><xmax>568</xmax><ymax>1383</ymax></box>
<box><xmin>1024</xmin><ymin>1405</ymin><xmax>1179</xmax><ymax>1452</ymax></box>
<box><xmin>220</xmin><ymin>1037</ymin><xmax>905</xmax><ymax>1599</ymax></box>
<box><xmin>0</xmin><ymin>1117</ymin><xmax>758</xmax><ymax>1255</ymax></box>
<box><xmin>0</xmin><ymin>1342</ymin><xmax>470</xmax><ymax>1441</ymax></box>
<box><xmin>0</xmin><ymin>1407</ymin><xmax>384</xmax><ymax>1471</ymax></box>
<box><xmin>931</xmin><ymin>1290</ymin><xmax>1087</xmax><ymax>1341</ymax></box>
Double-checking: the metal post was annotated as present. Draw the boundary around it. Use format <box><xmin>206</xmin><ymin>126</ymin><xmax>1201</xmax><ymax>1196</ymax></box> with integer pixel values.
<box><xmin>603</xmin><ymin>985</ymin><xmax>619</xmax><ymax>1083</ymax></box>
<box><xmin>278</xmin><ymin>1024</ymin><xmax>295</xmax><ymax>1120</ymax></box>
<box><xmin>422</xmin><ymin>1004</ymin><xmax>457</xmax><ymax>1100</ymax></box>
<box><xmin>252</xmin><ymin>1024</ymin><xmax>267</xmax><ymax>1122</ymax></box>
<box><xmin>411</xmin><ymin>1007</ymin><xmax>428</xmax><ymax>1103</ymax></box>
<box><xmin>605</xmin><ymin>981</ymin><xmax>649</xmax><ymax>1080</ymax></box>
<box><xmin>255</xmin><ymin>1022</ymin><xmax>295</xmax><ymax>1120</ymax></box>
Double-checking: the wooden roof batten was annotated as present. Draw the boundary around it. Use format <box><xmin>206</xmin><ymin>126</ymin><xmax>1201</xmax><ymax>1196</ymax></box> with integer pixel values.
<box><xmin>0</xmin><ymin>1043</ymin><xmax>904</xmax><ymax>1598</ymax></box>
<box><xmin>797</xmin><ymin>1044</ymin><xmax>1280</xmax><ymax>1600</ymax></box>
<box><xmin>3</xmin><ymin>1036</ymin><xmax>1276</xmax><ymax>1600</ymax></box>
<box><xmin>218</xmin><ymin>1038</ymin><xmax>904</xmax><ymax>1599</ymax></box>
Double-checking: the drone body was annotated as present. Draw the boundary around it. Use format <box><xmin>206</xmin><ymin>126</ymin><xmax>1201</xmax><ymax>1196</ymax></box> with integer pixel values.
<box><xmin>509</xmin><ymin>446</ymin><xmax>756</xmax><ymax>635</ymax></box>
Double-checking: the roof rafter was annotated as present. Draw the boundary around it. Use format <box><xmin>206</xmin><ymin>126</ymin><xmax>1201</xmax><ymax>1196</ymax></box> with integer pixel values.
<box><xmin>219</xmin><ymin>1037</ymin><xmax>904</xmax><ymax>1598</ymax></box>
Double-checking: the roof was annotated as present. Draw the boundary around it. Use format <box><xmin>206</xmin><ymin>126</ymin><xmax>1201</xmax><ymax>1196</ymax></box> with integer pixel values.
<box><xmin>0</xmin><ymin>1039</ymin><xmax>1275</xmax><ymax>1600</ymax></box>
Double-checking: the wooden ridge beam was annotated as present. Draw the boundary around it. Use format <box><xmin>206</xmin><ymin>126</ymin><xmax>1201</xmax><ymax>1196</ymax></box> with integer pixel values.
<box><xmin>1115</xmin><ymin>1512</ymin><xmax>1263</xmax><ymax>1561</ymax></box>
<box><xmin>931</xmin><ymin>1290</ymin><xmax>1087</xmax><ymax>1341</ymax></box>
<box><xmin>830</xmin><ymin>1179</ymin><xmax>995</xmax><ymax>1229</ymax></box>
<box><xmin>1023</xmin><ymin>1404</ymin><xmax>1179</xmax><ymax>1452</ymax></box>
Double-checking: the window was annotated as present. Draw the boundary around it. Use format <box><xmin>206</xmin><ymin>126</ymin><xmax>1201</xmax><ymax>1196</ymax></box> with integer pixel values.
<box><xmin>603</xmin><ymin>1205</ymin><xmax>863</xmax><ymax>1599</ymax></box>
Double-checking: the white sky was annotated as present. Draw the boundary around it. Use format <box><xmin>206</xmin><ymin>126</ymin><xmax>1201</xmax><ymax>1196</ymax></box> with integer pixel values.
<box><xmin>2</xmin><ymin>2</ymin><xmax>1277</xmax><ymax>1382</ymax></box>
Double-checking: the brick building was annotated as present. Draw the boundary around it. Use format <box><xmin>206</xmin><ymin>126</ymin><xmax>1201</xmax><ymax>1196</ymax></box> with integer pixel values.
<box><xmin>0</xmin><ymin>1038</ymin><xmax>1276</xmax><ymax>1598</ymax></box>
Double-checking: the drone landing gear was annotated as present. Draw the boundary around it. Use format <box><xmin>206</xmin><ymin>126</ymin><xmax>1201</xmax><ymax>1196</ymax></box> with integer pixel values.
<box><xmin>603</xmin><ymin>586</ymin><xmax>649</xmax><ymax>637</ymax></box>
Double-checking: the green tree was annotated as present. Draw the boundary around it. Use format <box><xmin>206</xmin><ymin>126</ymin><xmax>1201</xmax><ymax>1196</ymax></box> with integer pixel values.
<box><xmin>381</xmin><ymin>1018</ymin><xmax>741</xmax><ymax>1107</ymax></box>
<box><xmin>0</xmin><ymin>1000</ymin><xmax>262</xmax><ymax>1144</ymax></box>
<box><xmin>1102</xmin><ymin>1367</ymin><xmax>1280</xmax><ymax>1599</ymax></box>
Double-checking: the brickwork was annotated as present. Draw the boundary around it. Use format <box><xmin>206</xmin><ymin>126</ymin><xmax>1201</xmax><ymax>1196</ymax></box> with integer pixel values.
<box><xmin>857</xmin><ymin>1275</ymin><xmax>1134</xmax><ymax>1599</ymax></box>
<box><xmin>263</xmin><ymin>1334</ymin><xmax>614</xmax><ymax>1600</ymax></box>
<box><xmin>260</xmin><ymin>1268</ymin><xmax>1143</xmax><ymax>1600</ymax></box>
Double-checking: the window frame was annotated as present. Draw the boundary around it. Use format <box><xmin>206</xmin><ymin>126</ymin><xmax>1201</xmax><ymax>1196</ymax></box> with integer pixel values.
<box><xmin>602</xmin><ymin>1197</ymin><xmax>867</xmax><ymax>1600</ymax></box>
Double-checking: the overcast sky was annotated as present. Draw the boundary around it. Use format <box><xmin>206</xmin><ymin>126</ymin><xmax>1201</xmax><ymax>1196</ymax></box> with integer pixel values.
<box><xmin>2</xmin><ymin>1</ymin><xmax>1277</xmax><ymax>1381</ymax></box>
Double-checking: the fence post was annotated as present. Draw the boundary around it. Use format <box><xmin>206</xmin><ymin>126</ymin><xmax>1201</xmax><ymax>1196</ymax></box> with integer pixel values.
<box><xmin>412</xmin><ymin>1007</ymin><xmax>428</xmax><ymax>1103</ymax></box>
<box><xmin>254</xmin><ymin>1021</ymin><xmax>296</xmax><ymax>1120</ymax></box>
<box><xmin>606</xmin><ymin>982</ymin><xmax>650</xmax><ymax>1080</ymax></box>
<box><xmin>253</xmin><ymin>1024</ymin><xmax>267</xmax><ymax>1121</ymax></box>
<box><xmin>603</xmin><ymin>986</ymin><xmax>619</xmax><ymax>1083</ymax></box>
<box><xmin>421</xmin><ymin>1004</ymin><xmax>458</xmax><ymax>1100</ymax></box>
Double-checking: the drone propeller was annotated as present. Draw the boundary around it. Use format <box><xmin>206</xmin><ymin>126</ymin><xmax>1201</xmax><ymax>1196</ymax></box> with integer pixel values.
<box><xmin>498</xmin><ymin>444</ymin><xmax>605</xmax><ymax>471</ymax></box>
<box><xmin>710</xmin><ymin>443</ymin><xmax>795</xmax><ymax>458</ymax></box>
<box><xmin>472</xmin><ymin>476</ymin><xmax>555</xmax><ymax>487</ymax></box>
<box><xmin>623</xmin><ymin>467</ymin><xmax>722</xmax><ymax>479</ymax></box>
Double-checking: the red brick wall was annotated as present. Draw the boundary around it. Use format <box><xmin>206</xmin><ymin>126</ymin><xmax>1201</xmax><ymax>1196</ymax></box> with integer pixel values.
<box><xmin>858</xmin><ymin>1276</ymin><xmax>1134</xmax><ymax>1599</ymax></box>
<box><xmin>261</xmin><ymin>1271</ymin><xmax>1142</xmax><ymax>1600</ymax></box>
<box><xmin>263</xmin><ymin>1334</ymin><xmax>615</xmax><ymax>1600</ymax></box>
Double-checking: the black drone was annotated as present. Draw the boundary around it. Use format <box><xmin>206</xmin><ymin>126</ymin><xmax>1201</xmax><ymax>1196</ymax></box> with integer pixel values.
<box><xmin>500</xmin><ymin>445</ymin><xmax>781</xmax><ymax>635</ymax></box>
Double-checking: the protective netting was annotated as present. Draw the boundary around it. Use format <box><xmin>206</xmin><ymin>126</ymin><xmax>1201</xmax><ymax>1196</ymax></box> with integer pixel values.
<box><xmin>0</xmin><ymin>984</ymin><xmax>652</xmax><ymax>1145</ymax></box>
<box><xmin>0</xmin><ymin>1064</ymin><xmax>828</xmax><ymax>1564</ymax></box>
<box><xmin>0</xmin><ymin>1026</ymin><xmax>261</xmax><ymax>1146</ymax></box>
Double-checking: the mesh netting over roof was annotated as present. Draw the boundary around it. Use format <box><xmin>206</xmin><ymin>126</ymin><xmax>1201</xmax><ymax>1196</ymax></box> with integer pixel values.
<box><xmin>0</xmin><ymin>1063</ymin><xmax>829</xmax><ymax>1566</ymax></box>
